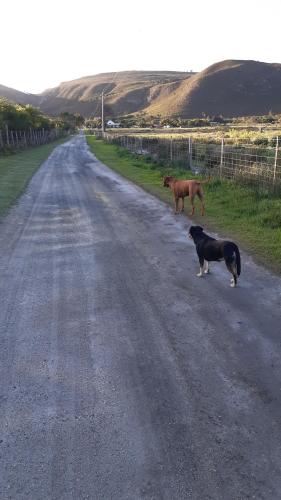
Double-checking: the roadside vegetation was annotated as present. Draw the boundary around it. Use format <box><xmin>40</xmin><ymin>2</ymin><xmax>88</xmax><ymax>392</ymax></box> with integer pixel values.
<box><xmin>0</xmin><ymin>137</ymin><xmax>69</xmax><ymax>216</ymax></box>
<box><xmin>0</xmin><ymin>99</ymin><xmax>85</xmax><ymax>215</ymax></box>
<box><xmin>87</xmin><ymin>136</ymin><xmax>281</xmax><ymax>273</ymax></box>
<box><xmin>86</xmin><ymin>112</ymin><xmax>281</xmax><ymax>130</ymax></box>
<box><xmin>0</xmin><ymin>98</ymin><xmax>84</xmax><ymax>136</ymax></box>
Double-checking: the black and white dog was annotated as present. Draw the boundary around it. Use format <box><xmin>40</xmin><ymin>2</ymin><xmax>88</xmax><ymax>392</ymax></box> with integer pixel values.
<box><xmin>188</xmin><ymin>226</ymin><xmax>241</xmax><ymax>287</ymax></box>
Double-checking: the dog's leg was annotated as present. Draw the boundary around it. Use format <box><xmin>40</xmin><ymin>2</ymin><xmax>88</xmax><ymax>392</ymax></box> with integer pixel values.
<box><xmin>226</xmin><ymin>258</ymin><xmax>238</xmax><ymax>287</ymax></box>
<box><xmin>174</xmin><ymin>195</ymin><xmax>179</xmax><ymax>214</ymax></box>
<box><xmin>204</xmin><ymin>261</ymin><xmax>210</xmax><ymax>274</ymax></box>
<box><xmin>181</xmin><ymin>197</ymin><xmax>184</xmax><ymax>212</ymax></box>
<box><xmin>189</xmin><ymin>195</ymin><xmax>195</xmax><ymax>216</ymax></box>
<box><xmin>197</xmin><ymin>256</ymin><xmax>204</xmax><ymax>277</ymax></box>
<box><xmin>176</xmin><ymin>197</ymin><xmax>180</xmax><ymax>214</ymax></box>
<box><xmin>197</xmin><ymin>191</ymin><xmax>205</xmax><ymax>216</ymax></box>
<box><xmin>230</xmin><ymin>274</ymin><xmax>238</xmax><ymax>287</ymax></box>
<box><xmin>197</xmin><ymin>267</ymin><xmax>204</xmax><ymax>277</ymax></box>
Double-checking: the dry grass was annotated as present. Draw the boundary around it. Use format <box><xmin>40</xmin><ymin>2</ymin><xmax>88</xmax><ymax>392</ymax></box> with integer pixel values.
<box><xmin>105</xmin><ymin>126</ymin><xmax>281</xmax><ymax>145</ymax></box>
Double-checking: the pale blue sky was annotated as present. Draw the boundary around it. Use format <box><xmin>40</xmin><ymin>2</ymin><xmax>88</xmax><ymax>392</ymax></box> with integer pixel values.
<box><xmin>1</xmin><ymin>0</ymin><xmax>280</xmax><ymax>94</ymax></box>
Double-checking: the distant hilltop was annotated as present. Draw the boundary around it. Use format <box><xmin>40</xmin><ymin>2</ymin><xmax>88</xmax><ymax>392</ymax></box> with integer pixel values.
<box><xmin>1</xmin><ymin>60</ymin><xmax>281</xmax><ymax>118</ymax></box>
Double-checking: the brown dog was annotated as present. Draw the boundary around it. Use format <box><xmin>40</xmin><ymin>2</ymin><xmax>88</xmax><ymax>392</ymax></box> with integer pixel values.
<box><xmin>163</xmin><ymin>176</ymin><xmax>208</xmax><ymax>215</ymax></box>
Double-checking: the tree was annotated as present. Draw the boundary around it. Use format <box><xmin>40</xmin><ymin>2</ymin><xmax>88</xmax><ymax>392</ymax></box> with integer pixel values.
<box><xmin>0</xmin><ymin>98</ymin><xmax>54</xmax><ymax>131</ymax></box>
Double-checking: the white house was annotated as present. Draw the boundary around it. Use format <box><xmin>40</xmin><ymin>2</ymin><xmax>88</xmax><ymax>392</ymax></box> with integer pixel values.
<box><xmin>107</xmin><ymin>120</ymin><xmax>120</xmax><ymax>128</ymax></box>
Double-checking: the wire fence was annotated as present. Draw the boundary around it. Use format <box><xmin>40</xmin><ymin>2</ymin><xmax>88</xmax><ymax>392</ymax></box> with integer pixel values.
<box><xmin>0</xmin><ymin>125</ymin><xmax>69</xmax><ymax>154</ymax></box>
<box><xmin>93</xmin><ymin>131</ymin><xmax>281</xmax><ymax>190</ymax></box>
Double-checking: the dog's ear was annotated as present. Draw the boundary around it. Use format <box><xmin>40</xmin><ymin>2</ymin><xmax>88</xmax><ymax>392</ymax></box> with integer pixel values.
<box><xmin>188</xmin><ymin>226</ymin><xmax>196</xmax><ymax>239</ymax></box>
<box><xmin>197</xmin><ymin>226</ymin><xmax>203</xmax><ymax>232</ymax></box>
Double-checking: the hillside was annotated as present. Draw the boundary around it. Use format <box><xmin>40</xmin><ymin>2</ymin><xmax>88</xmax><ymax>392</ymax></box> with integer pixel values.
<box><xmin>144</xmin><ymin>60</ymin><xmax>281</xmax><ymax>117</ymax></box>
<box><xmin>39</xmin><ymin>71</ymin><xmax>191</xmax><ymax>116</ymax></box>
<box><xmin>1</xmin><ymin>61</ymin><xmax>281</xmax><ymax>118</ymax></box>
<box><xmin>0</xmin><ymin>84</ymin><xmax>40</xmax><ymax>106</ymax></box>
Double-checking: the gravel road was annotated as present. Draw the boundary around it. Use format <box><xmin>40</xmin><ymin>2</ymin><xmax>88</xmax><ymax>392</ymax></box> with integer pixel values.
<box><xmin>1</xmin><ymin>134</ymin><xmax>281</xmax><ymax>500</ymax></box>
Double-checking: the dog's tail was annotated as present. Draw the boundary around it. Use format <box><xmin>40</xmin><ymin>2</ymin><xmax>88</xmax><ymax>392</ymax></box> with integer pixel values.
<box><xmin>224</xmin><ymin>243</ymin><xmax>241</xmax><ymax>282</ymax></box>
<box><xmin>196</xmin><ymin>175</ymin><xmax>211</xmax><ymax>185</ymax></box>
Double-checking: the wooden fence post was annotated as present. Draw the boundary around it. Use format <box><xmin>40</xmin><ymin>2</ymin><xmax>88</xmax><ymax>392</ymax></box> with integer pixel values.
<box><xmin>188</xmin><ymin>137</ymin><xmax>192</xmax><ymax>169</ymax></box>
<box><xmin>170</xmin><ymin>136</ymin><xmax>173</xmax><ymax>162</ymax></box>
<box><xmin>10</xmin><ymin>130</ymin><xmax>15</xmax><ymax>148</ymax></box>
<box><xmin>220</xmin><ymin>138</ymin><xmax>224</xmax><ymax>179</ymax></box>
<box><xmin>5</xmin><ymin>124</ymin><xmax>9</xmax><ymax>146</ymax></box>
<box><xmin>273</xmin><ymin>136</ymin><xmax>279</xmax><ymax>186</ymax></box>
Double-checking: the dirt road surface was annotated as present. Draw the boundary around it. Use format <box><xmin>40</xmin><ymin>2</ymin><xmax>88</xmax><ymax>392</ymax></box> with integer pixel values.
<box><xmin>1</xmin><ymin>134</ymin><xmax>281</xmax><ymax>500</ymax></box>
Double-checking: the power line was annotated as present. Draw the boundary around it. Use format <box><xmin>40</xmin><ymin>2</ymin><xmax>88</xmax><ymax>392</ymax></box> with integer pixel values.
<box><xmin>91</xmin><ymin>71</ymin><xmax>119</xmax><ymax>120</ymax></box>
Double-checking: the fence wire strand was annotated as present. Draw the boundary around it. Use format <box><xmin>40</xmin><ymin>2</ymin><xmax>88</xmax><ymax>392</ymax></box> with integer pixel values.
<box><xmin>94</xmin><ymin>132</ymin><xmax>281</xmax><ymax>189</ymax></box>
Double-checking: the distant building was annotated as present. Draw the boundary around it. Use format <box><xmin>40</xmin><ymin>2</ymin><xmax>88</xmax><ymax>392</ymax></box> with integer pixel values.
<box><xmin>107</xmin><ymin>120</ymin><xmax>120</xmax><ymax>128</ymax></box>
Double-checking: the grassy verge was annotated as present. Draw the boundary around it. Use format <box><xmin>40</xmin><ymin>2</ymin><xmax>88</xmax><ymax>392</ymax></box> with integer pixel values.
<box><xmin>87</xmin><ymin>136</ymin><xmax>281</xmax><ymax>273</ymax></box>
<box><xmin>0</xmin><ymin>137</ymin><xmax>69</xmax><ymax>217</ymax></box>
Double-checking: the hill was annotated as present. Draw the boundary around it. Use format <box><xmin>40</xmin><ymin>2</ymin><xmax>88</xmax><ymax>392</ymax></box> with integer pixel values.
<box><xmin>1</xmin><ymin>61</ymin><xmax>281</xmax><ymax>118</ymax></box>
<box><xmin>0</xmin><ymin>84</ymin><xmax>40</xmax><ymax>106</ymax></box>
<box><xmin>144</xmin><ymin>60</ymin><xmax>281</xmax><ymax>117</ymax></box>
<box><xmin>39</xmin><ymin>71</ymin><xmax>191</xmax><ymax>116</ymax></box>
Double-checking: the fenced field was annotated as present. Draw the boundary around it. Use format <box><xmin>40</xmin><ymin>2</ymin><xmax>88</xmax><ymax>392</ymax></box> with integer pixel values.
<box><xmin>93</xmin><ymin>131</ymin><xmax>281</xmax><ymax>189</ymax></box>
<box><xmin>0</xmin><ymin>126</ymin><xmax>69</xmax><ymax>153</ymax></box>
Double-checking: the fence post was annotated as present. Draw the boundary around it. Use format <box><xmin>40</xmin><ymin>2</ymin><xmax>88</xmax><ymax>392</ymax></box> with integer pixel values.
<box><xmin>170</xmin><ymin>136</ymin><xmax>173</xmax><ymax>163</ymax></box>
<box><xmin>0</xmin><ymin>130</ymin><xmax>3</xmax><ymax>149</ymax></box>
<box><xmin>188</xmin><ymin>137</ymin><xmax>192</xmax><ymax>169</ymax></box>
<box><xmin>220</xmin><ymin>138</ymin><xmax>224</xmax><ymax>179</ymax></box>
<box><xmin>5</xmin><ymin>124</ymin><xmax>9</xmax><ymax>146</ymax></box>
<box><xmin>273</xmin><ymin>136</ymin><xmax>279</xmax><ymax>186</ymax></box>
<box><xmin>10</xmin><ymin>130</ymin><xmax>15</xmax><ymax>148</ymax></box>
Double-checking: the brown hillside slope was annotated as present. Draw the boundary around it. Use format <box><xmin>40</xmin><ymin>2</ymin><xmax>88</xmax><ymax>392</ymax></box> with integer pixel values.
<box><xmin>41</xmin><ymin>71</ymin><xmax>188</xmax><ymax>99</ymax></box>
<box><xmin>145</xmin><ymin>60</ymin><xmax>281</xmax><ymax>117</ymax></box>
<box><xmin>1</xmin><ymin>61</ymin><xmax>281</xmax><ymax>118</ymax></box>
<box><xmin>40</xmin><ymin>71</ymin><xmax>191</xmax><ymax>116</ymax></box>
<box><xmin>0</xmin><ymin>72</ymin><xmax>191</xmax><ymax>117</ymax></box>
<box><xmin>0</xmin><ymin>84</ymin><xmax>40</xmax><ymax>106</ymax></box>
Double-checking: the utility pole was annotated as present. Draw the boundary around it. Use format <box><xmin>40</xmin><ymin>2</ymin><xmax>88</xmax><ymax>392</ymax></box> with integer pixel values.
<box><xmin>101</xmin><ymin>91</ymin><xmax>105</xmax><ymax>134</ymax></box>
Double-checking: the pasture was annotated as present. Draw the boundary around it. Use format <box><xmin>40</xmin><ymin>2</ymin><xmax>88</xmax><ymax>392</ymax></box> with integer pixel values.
<box><xmin>99</xmin><ymin>124</ymin><xmax>281</xmax><ymax>145</ymax></box>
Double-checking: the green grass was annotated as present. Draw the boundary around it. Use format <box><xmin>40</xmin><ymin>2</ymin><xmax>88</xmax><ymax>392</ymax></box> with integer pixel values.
<box><xmin>87</xmin><ymin>136</ymin><xmax>281</xmax><ymax>273</ymax></box>
<box><xmin>0</xmin><ymin>137</ymin><xmax>69</xmax><ymax>216</ymax></box>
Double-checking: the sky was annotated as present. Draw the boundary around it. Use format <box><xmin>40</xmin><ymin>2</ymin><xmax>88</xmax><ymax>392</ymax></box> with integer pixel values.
<box><xmin>1</xmin><ymin>0</ymin><xmax>281</xmax><ymax>94</ymax></box>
